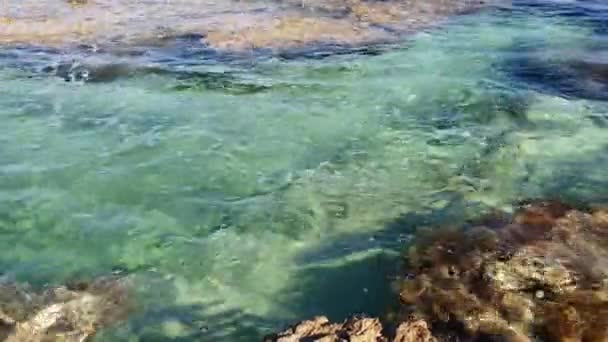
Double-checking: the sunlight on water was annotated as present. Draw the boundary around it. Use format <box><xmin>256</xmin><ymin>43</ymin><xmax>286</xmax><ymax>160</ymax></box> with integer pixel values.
<box><xmin>0</xmin><ymin>3</ymin><xmax>608</xmax><ymax>340</ymax></box>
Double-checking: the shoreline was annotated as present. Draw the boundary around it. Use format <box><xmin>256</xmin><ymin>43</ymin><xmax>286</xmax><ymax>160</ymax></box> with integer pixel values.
<box><xmin>0</xmin><ymin>0</ymin><xmax>496</xmax><ymax>53</ymax></box>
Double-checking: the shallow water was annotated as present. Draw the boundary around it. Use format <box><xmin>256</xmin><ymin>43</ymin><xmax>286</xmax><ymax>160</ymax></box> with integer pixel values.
<box><xmin>1</xmin><ymin>1</ymin><xmax>608</xmax><ymax>340</ymax></box>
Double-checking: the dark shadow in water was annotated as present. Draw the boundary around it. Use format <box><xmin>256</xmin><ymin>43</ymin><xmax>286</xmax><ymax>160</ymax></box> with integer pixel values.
<box><xmin>0</xmin><ymin>36</ymin><xmax>393</xmax><ymax>88</ymax></box>
<box><xmin>43</xmin><ymin>61</ymin><xmax>274</xmax><ymax>95</ymax></box>
<box><xmin>270</xmin><ymin>192</ymin><xmax>476</xmax><ymax>326</ymax></box>
<box><xmin>115</xmin><ymin>193</ymin><xmax>476</xmax><ymax>340</ymax></box>
<box><xmin>294</xmin><ymin>192</ymin><xmax>474</xmax><ymax>266</ymax></box>
<box><xmin>537</xmin><ymin>144</ymin><xmax>608</xmax><ymax>207</ymax></box>
<box><xmin>0</xmin><ymin>193</ymin><xmax>457</xmax><ymax>335</ymax></box>
<box><xmin>40</xmin><ymin>59</ymin><xmax>333</xmax><ymax>95</ymax></box>
<box><xmin>102</xmin><ymin>293</ymin><xmax>281</xmax><ymax>341</ymax></box>
<box><xmin>495</xmin><ymin>0</ymin><xmax>608</xmax><ymax>101</ymax></box>
<box><xmin>133</xmin><ymin>33</ymin><xmax>392</xmax><ymax>64</ymax></box>
<box><xmin>499</xmin><ymin>1</ymin><xmax>608</xmax><ymax>101</ymax></box>
<box><xmin>271</xmin><ymin>43</ymin><xmax>390</xmax><ymax>61</ymax></box>
<box><xmin>503</xmin><ymin>51</ymin><xmax>608</xmax><ymax>101</ymax></box>
<box><xmin>277</xmin><ymin>252</ymin><xmax>399</xmax><ymax>322</ymax></box>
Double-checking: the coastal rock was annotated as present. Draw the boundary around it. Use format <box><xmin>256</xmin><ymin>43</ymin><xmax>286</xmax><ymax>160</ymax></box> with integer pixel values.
<box><xmin>204</xmin><ymin>15</ymin><xmax>387</xmax><ymax>51</ymax></box>
<box><xmin>399</xmin><ymin>201</ymin><xmax>608</xmax><ymax>341</ymax></box>
<box><xmin>266</xmin><ymin>316</ymin><xmax>438</xmax><ymax>342</ymax></box>
<box><xmin>393</xmin><ymin>320</ymin><xmax>437</xmax><ymax>342</ymax></box>
<box><xmin>0</xmin><ymin>0</ymin><xmax>495</xmax><ymax>51</ymax></box>
<box><xmin>265</xmin><ymin>316</ymin><xmax>387</xmax><ymax>342</ymax></box>
<box><xmin>0</xmin><ymin>277</ymin><xmax>132</xmax><ymax>341</ymax></box>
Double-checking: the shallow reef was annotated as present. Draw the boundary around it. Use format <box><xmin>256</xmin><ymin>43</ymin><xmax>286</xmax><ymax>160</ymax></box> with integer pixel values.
<box><xmin>269</xmin><ymin>200</ymin><xmax>608</xmax><ymax>341</ymax></box>
<box><xmin>0</xmin><ymin>276</ymin><xmax>133</xmax><ymax>341</ymax></box>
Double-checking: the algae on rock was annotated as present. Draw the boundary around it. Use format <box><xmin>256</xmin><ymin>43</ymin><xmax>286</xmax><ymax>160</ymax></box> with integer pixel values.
<box><xmin>399</xmin><ymin>201</ymin><xmax>608</xmax><ymax>341</ymax></box>
<box><xmin>0</xmin><ymin>277</ymin><xmax>133</xmax><ymax>341</ymax></box>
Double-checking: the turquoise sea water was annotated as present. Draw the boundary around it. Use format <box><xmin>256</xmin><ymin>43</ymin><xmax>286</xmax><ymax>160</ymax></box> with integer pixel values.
<box><xmin>1</xmin><ymin>1</ymin><xmax>608</xmax><ymax>340</ymax></box>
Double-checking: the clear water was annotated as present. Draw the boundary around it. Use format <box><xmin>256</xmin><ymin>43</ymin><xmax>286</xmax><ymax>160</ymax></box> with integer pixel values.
<box><xmin>1</xmin><ymin>1</ymin><xmax>608</xmax><ymax>340</ymax></box>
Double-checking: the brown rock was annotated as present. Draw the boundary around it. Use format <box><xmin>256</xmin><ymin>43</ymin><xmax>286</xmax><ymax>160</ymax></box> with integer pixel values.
<box><xmin>0</xmin><ymin>0</ymin><xmax>496</xmax><ymax>51</ymax></box>
<box><xmin>265</xmin><ymin>316</ymin><xmax>446</xmax><ymax>342</ymax></box>
<box><xmin>266</xmin><ymin>316</ymin><xmax>387</xmax><ymax>342</ymax></box>
<box><xmin>394</xmin><ymin>320</ymin><xmax>436</xmax><ymax>342</ymax></box>
<box><xmin>0</xmin><ymin>277</ymin><xmax>132</xmax><ymax>342</ymax></box>
<box><xmin>399</xmin><ymin>202</ymin><xmax>608</xmax><ymax>341</ymax></box>
<box><xmin>204</xmin><ymin>15</ymin><xmax>388</xmax><ymax>51</ymax></box>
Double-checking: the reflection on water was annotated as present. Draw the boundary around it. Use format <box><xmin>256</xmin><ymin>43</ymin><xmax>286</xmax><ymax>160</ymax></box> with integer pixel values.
<box><xmin>0</xmin><ymin>0</ymin><xmax>608</xmax><ymax>340</ymax></box>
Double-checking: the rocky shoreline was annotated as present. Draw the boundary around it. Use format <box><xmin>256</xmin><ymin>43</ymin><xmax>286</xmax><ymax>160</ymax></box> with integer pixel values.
<box><xmin>265</xmin><ymin>201</ymin><xmax>608</xmax><ymax>341</ymax></box>
<box><xmin>264</xmin><ymin>316</ymin><xmax>436</xmax><ymax>342</ymax></box>
<box><xmin>0</xmin><ymin>0</ymin><xmax>497</xmax><ymax>52</ymax></box>
<box><xmin>0</xmin><ymin>277</ymin><xmax>132</xmax><ymax>341</ymax></box>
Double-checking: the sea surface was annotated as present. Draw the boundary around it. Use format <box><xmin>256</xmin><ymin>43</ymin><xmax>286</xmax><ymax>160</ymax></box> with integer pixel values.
<box><xmin>1</xmin><ymin>0</ymin><xmax>608</xmax><ymax>340</ymax></box>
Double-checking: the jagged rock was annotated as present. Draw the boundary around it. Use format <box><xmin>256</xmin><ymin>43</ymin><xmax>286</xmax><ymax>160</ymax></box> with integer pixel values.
<box><xmin>0</xmin><ymin>277</ymin><xmax>132</xmax><ymax>342</ymax></box>
<box><xmin>393</xmin><ymin>320</ymin><xmax>436</xmax><ymax>342</ymax></box>
<box><xmin>266</xmin><ymin>316</ymin><xmax>440</xmax><ymax>342</ymax></box>
<box><xmin>399</xmin><ymin>201</ymin><xmax>608</xmax><ymax>341</ymax></box>
<box><xmin>204</xmin><ymin>15</ymin><xmax>388</xmax><ymax>51</ymax></box>
<box><xmin>265</xmin><ymin>316</ymin><xmax>387</xmax><ymax>342</ymax></box>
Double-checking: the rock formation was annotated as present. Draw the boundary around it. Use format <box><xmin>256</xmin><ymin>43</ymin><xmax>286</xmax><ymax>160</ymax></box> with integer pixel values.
<box><xmin>0</xmin><ymin>277</ymin><xmax>133</xmax><ymax>341</ymax></box>
<box><xmin>0</xmin><ymin>0</ymin><xmax>496</xmax><ymax>51</ymax></box>
<box><xmin>264</xmin><ymin>315</ymin><xmax>436</xmax><ymax>342</ymax></box>
<box><xmin>399</xmin><ymin>200</ymin><xmax>608</xmax><ymax>341</ymax></box>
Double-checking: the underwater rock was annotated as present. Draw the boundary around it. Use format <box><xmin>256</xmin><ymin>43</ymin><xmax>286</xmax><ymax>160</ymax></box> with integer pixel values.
<box><xmin>399</xmin><ymin>201</ymin><xmax>608</xmax><ymax>341</ymax></box>
<box><xmin>0</xmin><ymin>277</ymin><xmax>132</xmax><ymax>341</ymax></box>
<box><xmin>265</xmin><ymin>315</ymin><xmax>438</xmax><ymax>342</ymax></box>
<box><xmin>505</xmin><ymin>47</ymin><xmax>608</xmax><ymax>101</ymax></box>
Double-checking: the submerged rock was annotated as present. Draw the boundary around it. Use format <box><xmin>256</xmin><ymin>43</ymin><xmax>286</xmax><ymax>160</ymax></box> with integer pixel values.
<box><xmin>0</xmin><ymin>277</ymin><xmax>133</xmax><ymax>341</ymax></box>
<box><xmin>507</xmin><ymin>55</ymin><xmax>608</xmax><ymax>101</ymax></box>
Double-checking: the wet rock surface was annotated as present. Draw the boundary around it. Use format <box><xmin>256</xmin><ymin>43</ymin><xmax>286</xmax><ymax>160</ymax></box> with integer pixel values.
<box><xmin>269</xmin><ymin>201</ymin><xmax>608</xmax><ymax>341</ymax></box>
<box><xmin>399</xmin><ymin>201</ymin><xmax>608</xmax><ymax>341</ymax></box>
<box><xmin>0</xmin><ymin>277</ymin><xmax>133</xmax><ymax>341</ymax></box>
<box><xmin>264</xmin><ymin>316</ymin><xmax>385</xmax><ymax>341</ymax></box>
<box><xmin>0</xmin><ymin>0</ymin><xmax>495</xmax><ymax>51</ymax></box>
<box><xmin>264</xmin><ymin>315</ymin><xmax>437</xmax><ymax>342</ymax></box>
